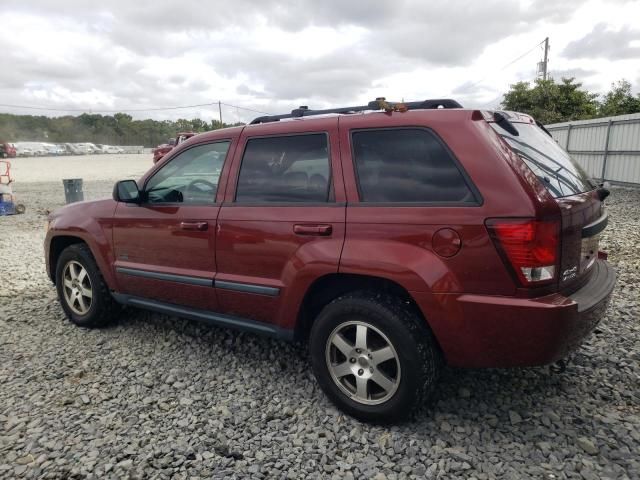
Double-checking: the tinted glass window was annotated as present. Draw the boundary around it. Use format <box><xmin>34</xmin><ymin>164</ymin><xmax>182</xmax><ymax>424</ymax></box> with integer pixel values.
<box><xmin>490</xmin><ymin>123</ymin><xmax>594</xmax><ymax>198</ymax></box>
<box><xmin>236</xmin><ymin>134</ymin><xmax>330</xmax><ymax>203</ymax></box>
<box><xmin>146</xmin><ymin>142</ymin><xmax>229</xmax><ymax>204</ymax></box>
<box><xmin>352</xmin><ymin>129</ymin><xmax>475</xmax><ymax>203</ymax></box>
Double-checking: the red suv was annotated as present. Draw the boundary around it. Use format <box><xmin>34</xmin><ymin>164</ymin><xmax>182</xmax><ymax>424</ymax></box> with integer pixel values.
<box><xmin>152</xmin><ymin>132</ymin><xmax>197</xmax><ymax>163</ymax></box>
<box><xmin>1</xmin><ymin>142</ymin><xmax>17</xmax><ymax>158</ymax></box>
<box><xmin>45</xmin><ymin>99</ymin><xmax>615</xmax><ymax>421</ymax></box>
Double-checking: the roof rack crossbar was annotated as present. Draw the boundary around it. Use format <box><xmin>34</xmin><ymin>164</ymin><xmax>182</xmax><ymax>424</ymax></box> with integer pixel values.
<box><xmin>249</xmin><ymin>98</ymin><xmax>463</xmax><ymax>124</ymax></box>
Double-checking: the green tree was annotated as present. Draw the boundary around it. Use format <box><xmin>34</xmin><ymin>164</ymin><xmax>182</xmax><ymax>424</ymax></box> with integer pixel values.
<box><xmin>0</xmin><ymin>112</ymin><xmax>242</xmax><ymax>147</ymax></box>
<box><xmin>599</xmin><ymin>80</ymin><xmax>640</xmax><ymax>117</ymax></box>
<box><xmin>501</xmin><ymin>78</ymin><xmax>598</xmax><ymax>124</ymax></box>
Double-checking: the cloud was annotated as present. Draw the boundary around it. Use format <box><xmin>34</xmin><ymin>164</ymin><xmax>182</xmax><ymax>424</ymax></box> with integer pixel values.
<box><xmin>0</xmin><ymin>0</ymin><xmax>639</xmax><ymax>123</ymax></box>
<box><xmin>3</xmin><ymin>0</ymin><xmax>588</xmax><ymax>61</ymax></box>
<box><xmin>562</xmin><ymin>23</ymin><xmax>640</xmax><ymax>59</ymax></box>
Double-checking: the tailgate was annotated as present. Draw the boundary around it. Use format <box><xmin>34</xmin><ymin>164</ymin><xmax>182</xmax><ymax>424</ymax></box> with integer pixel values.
<box><xmin>556</xmin><ymin>190</ymin><xmax>607</xmax><ymax>292</ymax></box>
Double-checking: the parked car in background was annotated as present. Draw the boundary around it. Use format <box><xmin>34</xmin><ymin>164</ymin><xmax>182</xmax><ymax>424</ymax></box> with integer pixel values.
<box><xmin>104</xmin><ymin>145</ymin><xmax>125</xmax><ymax>154</ymax></box>
<box><xmin>15</xmin><ymin>145</ymin><xmax>34</xmax><ymax>157</ymax></box>
<box><xmin>43</xmin><ymin>144</ymin><xmax>56</xmax><ymax>155</ymax></box>
<box><xmin>79</xmin><ymin>143</ymin><xmax>97</xmax><ymax>154</ymax></box>
<box><xmin>1</xmin><ymin>142</ymin><xmax>17</xmax><ymax>158</ymax></box>
<box><xmin>87</xmin><ymin>143</ymin><xmax>100</xmax><ymax>154</ymax></box>
<box><xmin>27</xmin><ymin>143</ymin><xmax>47</xmax><ymax>156</ymax></box>
<box><xmin>44</xmin><ymin>98</ymin><xmax>615</xmax><ymax>422</ymax></box>
<box><xmin>62</xmin><ymin>144</ymin><xmax>81</xmax><ymax>155</ymax></box>
<box><xmin>43</xmin><ymin>143</ymin><xmax>66</xmax><ymax>155</ymax></box>
<box><xmin>56</xmin><ymin>144</ymin><xmax>69</xmax><ymax>155</ymax></box>
<box><xmin>153</xmin><ymin>132</ymin><xmax>197</xmax><ymax>163</ymax></box>
<box><xmin>72</xmin><ymin>143</ymin><xmax>95</xmax><ymax>155</ymax></box>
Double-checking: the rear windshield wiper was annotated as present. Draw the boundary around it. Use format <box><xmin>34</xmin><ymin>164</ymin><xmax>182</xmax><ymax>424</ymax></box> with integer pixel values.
<box><xmin>503</xmin><ymin>136</ymin><xmax>585</xmax><ymax>187</ymax></box>
<box><xmin>535</xmin><ymin>120</ymin><xmax>552</xmax><ymax>137</ymax></box>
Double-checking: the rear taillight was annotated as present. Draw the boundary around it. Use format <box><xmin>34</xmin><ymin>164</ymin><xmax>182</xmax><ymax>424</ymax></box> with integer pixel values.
<box><xmin>486</xmin><ymin>218</ymin><xmax>560</xmax><ymax>286</ymax></box>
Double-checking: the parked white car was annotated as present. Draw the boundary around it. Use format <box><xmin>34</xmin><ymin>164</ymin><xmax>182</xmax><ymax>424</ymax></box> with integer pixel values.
<box><xmin>16</xmin><ymin>146</ymin><xmax>34</xmax><ymax>157</ymax></box>
<box><xmin>104</xmin><ymin>146</ymin><xmax>124</xmax><ymax>154</ymax></box>
<box><xmin>72</xmin><ymin>143</ymin><xmax>94</xmax><ymax>154</ymax></box>
<box><xmin>63</xmin><ymin>143</ymin><xmax>83</xmax><ymax>155</ymax></box>
<box><xmin>43</xmin><ymin>144</ymin><xmax>66</xmax><ymax>155</ymax></box>
<box><xmin>86</xmin><ymin>143</ymin><xmax>100</xmax><ymax>154</ymax></box>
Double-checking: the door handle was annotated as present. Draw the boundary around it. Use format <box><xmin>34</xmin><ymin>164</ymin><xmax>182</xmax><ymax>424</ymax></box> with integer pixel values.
<box><xmin>180</xmin><ymin>221</ymin><xmax>209</xmax><ymax>231</ymax></box>
<box><xmin>293</xmin><ymin>224</ymin><xmax>332</xmax><ymax>236</ymax></box>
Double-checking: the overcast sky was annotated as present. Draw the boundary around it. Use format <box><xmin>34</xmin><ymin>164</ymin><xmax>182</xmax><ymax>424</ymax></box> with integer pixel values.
<box><xmin>0</xmin><ymin>0</ymin><xmax>638</xmax><ymax>123</ymax></box>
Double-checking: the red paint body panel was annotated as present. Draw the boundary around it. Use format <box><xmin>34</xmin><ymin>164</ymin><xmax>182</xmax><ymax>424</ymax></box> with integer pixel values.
<box><xmin>45</xmin><ymin>199</ymin><xmax>118</xmax><ymax>288</ymax></box>
<box><xmin>112</xmin><ymin>203</ymin><xmax>219</xmax><ymax>310</ymax></box>
<box><xmin>411</xmin><ymin>259</ymin><xmax>613</xmax><ymax>367</ymax></box>
<box><xmin>215</xmin><ymin>206</ymin><xmax>346</xmax><ymax>327</ymax></box>
<box><xmin>556</xmin><ymin>190</ymin><xmax>604</xmax><ymax>291</ymax></box>
<box><xmin>338</xmin><ymin>112</ymin><xmax>528</xmax><ymax>298</ymax></box>
<box><xmin>45</xmin><ymin>108</ymin><xmax>615</xmax><ymax>369</ymax></box>
<box><xmin>215</xmin><ymin>117</ymin><xmax>346</xmax><ymax>328</ymax></box>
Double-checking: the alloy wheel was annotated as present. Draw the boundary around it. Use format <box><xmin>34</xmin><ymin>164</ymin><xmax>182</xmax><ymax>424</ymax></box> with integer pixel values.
<box><xmin>325</xmin><ymin>321</ymin><xmax>401</xmax><ymax>405</ymax></box>
<box><xmin>62</xmin><ymin>260</ymin><xmax>93</xmax><ymax>315</ymax></box>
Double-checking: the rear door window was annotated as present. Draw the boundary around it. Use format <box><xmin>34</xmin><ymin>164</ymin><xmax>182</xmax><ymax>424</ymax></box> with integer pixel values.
<box><xmin>236</xmin><ymin>134</ymin><xmax>331</xmax><ymax>203</ymax></box>
<box><xmin>490</xmin><ymin>122</ymin><xmax>594</xmax><ymax>198</ymax></box>
<box><xmin>351</xmin><ymin>128</ymin><xmax>477</xmax><ymax>203</ymax></box>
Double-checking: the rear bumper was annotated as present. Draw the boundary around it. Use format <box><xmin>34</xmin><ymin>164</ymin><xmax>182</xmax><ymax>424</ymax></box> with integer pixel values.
<box><xmin>416</xmin><ymin>259</ymin><xmax>615</xmax><ymax>368</ymax></box>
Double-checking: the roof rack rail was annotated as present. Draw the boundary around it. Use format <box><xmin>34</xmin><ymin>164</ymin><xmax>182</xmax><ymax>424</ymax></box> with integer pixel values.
<box><xmin>249</xmin><ymin>97</ymin><xmax>463</xmax><ymax>125</ymax></box>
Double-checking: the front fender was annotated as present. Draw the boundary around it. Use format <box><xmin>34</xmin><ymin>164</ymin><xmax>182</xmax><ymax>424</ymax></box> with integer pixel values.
<box><xmin>46</xmin><ymin>200</ymin><xmax>118</xmax><ymax>289</ymax></box>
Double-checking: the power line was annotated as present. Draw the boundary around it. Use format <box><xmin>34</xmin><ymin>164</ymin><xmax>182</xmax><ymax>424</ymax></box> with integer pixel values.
<box><xmin>0</xmin><ymin>100</ymin><xmax>272</xmax><ymax>115</ymax></box>
<box><xmin>219</xmin><ymin>102</ymin><xmax>271</xmax><ymax>115</ymax></box>
<box><xmin>459</xmin><ymin>39</ymin><xmax>547</xmax><ymax>91</ymax></box>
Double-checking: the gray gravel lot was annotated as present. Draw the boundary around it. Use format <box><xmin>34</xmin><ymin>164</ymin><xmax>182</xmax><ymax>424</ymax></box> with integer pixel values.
<box><xmin>1</xmin><ymin>158</ymin><xmax>639</xmax><ymax>479</ymax></box>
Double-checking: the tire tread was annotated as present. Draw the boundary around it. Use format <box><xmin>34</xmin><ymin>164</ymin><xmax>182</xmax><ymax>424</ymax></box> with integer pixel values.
<box><xmin>310</xmin><ymin>290</ymin><xmax>442</xmax><ymax>422</ymax></box>
<box><xmin>56</xmin><ymin>243</ymin><xmax>119</xmax><ymax>328</ymax></box>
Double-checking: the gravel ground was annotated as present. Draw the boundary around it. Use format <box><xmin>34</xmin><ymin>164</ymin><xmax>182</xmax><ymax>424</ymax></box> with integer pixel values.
<box><xmin>1</xmin><ymin>157</ymin><xmax>639</xmax><ymax>479</ymax></box>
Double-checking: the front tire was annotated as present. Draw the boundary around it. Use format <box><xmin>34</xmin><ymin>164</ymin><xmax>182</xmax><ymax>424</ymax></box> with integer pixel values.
<box><xmin>309</xmin><ymin>292</ymin><xmax>442</xmax><ymax>422</ymax></box>
<box><xmin>55</xmin><ymin>244</ymin><xmax>119</xmax><ymax>328</ymax></box>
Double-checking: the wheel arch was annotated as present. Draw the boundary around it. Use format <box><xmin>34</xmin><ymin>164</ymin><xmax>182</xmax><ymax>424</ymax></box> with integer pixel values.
<box><xmin>295</xmin><ymin>273</ymin><xmax>441</xmax><ymax>349</ymax></box>
<box><xmin>48</xmin><ymin>235</ymin><xmax>87</xmax><ymax>283</ymax></box>
<box><xmin>48</xmin><ymin>234</ymin><xmax>116</xmax><ymax>290</ymax></box>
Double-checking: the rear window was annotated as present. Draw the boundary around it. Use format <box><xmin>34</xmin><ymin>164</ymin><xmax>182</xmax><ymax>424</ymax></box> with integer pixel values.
<box><xmin>491</xmin><ymin>122</ymin><xmax>594</xmax><ymax>198</ymax></box>
<box><xmin>236</xmin><ymin>134</ymin><xmax>331</xmax><ymax>203</ymax></box>
<box><xmin>351</xmin><ymin>128</ymin><xmax>477</xmax><ymax>203</ymax></box>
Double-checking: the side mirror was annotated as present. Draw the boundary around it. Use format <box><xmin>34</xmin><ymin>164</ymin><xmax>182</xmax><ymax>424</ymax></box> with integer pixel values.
<box><xmin>113</xmin><ymin>180</ymin><xmax>141</xmax><ymax>203</ymax></box>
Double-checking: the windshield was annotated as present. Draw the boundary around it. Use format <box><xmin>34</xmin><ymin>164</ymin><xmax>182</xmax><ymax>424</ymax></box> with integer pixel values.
<box><xmin>491</xmin><ymin>122</ymin><xmax>595</xmax><ymax>198</ymax></box>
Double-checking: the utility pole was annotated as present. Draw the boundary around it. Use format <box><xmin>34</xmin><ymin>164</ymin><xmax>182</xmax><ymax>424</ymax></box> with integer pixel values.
<box><xmin>218</xmin><ymin>101</ymin><xmax>223</xmax><ymax>128</ymax></box>
<box><xmin>542</xmin><ymin>37</ymin><xmax>549</xmax><ymax>81</ymax></box>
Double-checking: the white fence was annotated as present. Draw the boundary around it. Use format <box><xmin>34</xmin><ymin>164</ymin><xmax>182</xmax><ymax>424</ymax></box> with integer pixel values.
<box><xmin>546</xmin><ymin>112</ymin><xmax>640</xmax><ymax>186</ymax></box>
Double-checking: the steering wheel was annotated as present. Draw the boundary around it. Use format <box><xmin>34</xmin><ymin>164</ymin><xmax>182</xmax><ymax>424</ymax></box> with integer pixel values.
<box><xmin>184</xmin><ymin>179</ymin><xmax>217</xmax><ymax>202</ymax></box>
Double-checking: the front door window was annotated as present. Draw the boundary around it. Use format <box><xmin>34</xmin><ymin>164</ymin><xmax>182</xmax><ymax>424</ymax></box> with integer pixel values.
<box><xmin>145</xmin><ymin>142</ymin><xmax>229</xmax><ymax>204</ymax></box>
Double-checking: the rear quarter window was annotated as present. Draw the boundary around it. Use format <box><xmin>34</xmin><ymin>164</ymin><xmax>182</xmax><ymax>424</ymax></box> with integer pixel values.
<box><xmin>351</xmin><ymin>128</ymin><xmax>478</xmax><ymax>204</ymax></box>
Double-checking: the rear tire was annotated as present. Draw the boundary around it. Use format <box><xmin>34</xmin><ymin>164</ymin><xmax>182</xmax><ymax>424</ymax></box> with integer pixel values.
<box><xmin>55</xmin><ymin>244</ymin><xmax>119</xmax><ymax>328</ymax></box>
<box><xmin>309</xmin><ymin>291</ymin><xmax>442</xmax><ymax>422</ymax></box>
